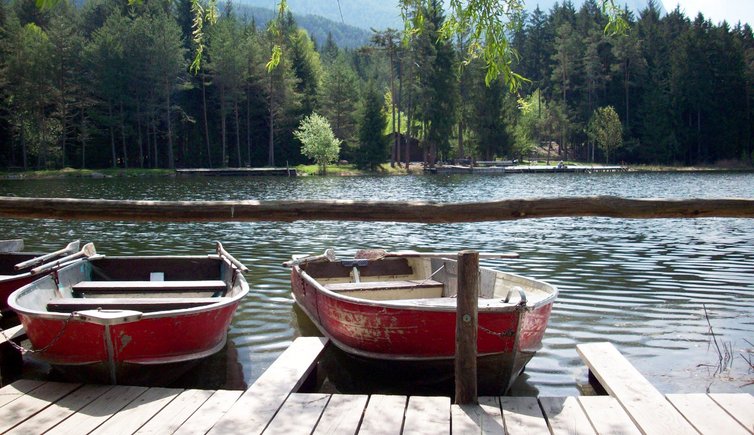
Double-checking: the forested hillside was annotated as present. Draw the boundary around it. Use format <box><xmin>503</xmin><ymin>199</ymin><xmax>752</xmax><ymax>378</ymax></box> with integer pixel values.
<box><xmin>1</xmin><ymin>0</ymin><xmax>752</xmax><ymax>171</ymax></box>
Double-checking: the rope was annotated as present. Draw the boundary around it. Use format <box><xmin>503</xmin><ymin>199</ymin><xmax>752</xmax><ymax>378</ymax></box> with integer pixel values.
<box><xmin>0</xmin><ymin>312</ymin><xmax>77</xmax><ymax>355</ymax></box>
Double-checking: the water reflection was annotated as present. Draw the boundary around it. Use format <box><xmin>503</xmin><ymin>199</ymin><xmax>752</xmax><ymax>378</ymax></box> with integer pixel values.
<box><xmin>1</xmin><ymin>173</ymin><xmax>753</xmax><ymax>395</ymax></box>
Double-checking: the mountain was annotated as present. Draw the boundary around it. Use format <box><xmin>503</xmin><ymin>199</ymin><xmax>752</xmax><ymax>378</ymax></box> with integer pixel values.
<box><xmin>231</xmin><ymin>3</ymin><xmax>372</xmax><ymax>49</ymax></box>
<box><xmin>235</xmin><ymin>0</ymin><xmax>667</xmax><ymax>32</ymax></box>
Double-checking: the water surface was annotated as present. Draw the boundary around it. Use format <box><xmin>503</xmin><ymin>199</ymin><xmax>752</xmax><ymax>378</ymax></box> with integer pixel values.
<box><xmin>1</xmin><ymin>171</ymin><xmax>752</xmax><ymax>396</ymax></box>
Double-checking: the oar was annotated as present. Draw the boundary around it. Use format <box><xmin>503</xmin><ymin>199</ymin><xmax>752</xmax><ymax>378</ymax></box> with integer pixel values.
<box><xmin>14</xmin><ymin>240</ymin><xmax>80</xmax><ymax>271</ymax></box>
<box><xmin>216</xmin><ymin>241</ymin><xmax>249</xmax><ymax>272</ymax></box>
<box><xmin>354</xmin><ymin>249</ymin><xmax>519</xmax><ymax>260</ymax></box>
<box><xmin>282</xmin><ymin>248</ymin><xmax>336</xmax><ymax>267</ymax></box>
<box><xmin>30</xmin><ymin>242</ymin><xmax>97</xmax><ymax>275</ymax></box>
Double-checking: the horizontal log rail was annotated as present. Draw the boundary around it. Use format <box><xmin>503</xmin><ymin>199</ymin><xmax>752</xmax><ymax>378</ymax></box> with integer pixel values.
<box><xmin>0</xmin><ymin>196</ymin><xmax>753</xmax><ymax>223</ymax></box>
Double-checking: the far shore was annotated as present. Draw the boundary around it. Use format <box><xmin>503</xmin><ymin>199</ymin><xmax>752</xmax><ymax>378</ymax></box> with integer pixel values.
<box><xmin>1</xmin><ymin>161</ymin><xmax>753</xmax><ymax>180</ymax></box>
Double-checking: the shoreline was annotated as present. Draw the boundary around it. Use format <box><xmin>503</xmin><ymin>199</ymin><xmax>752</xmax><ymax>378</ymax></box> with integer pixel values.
<box><xmin>1</xmin><ymin>163</ymin><xmax>753</xmax><ymax>180</ymax></box>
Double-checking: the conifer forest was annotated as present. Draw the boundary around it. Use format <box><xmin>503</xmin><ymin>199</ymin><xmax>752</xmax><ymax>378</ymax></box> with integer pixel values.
<box><xmin>1</xmin><ymin>0</ymin><xmax>753</xmax><ymax>170</ymax></box>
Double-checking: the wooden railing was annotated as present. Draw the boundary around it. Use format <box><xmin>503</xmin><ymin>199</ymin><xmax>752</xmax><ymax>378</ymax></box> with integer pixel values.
<box><xmin>0</xmin><ymin>196</ymin><xmax>753</xmax><ymax>222</ymax></box>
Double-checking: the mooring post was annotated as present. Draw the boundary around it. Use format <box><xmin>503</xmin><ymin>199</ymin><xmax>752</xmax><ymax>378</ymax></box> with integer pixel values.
<box><xmin>455</xmin><ymin>250</ymin><xmax>479</xmax><ymax>404</ymax></box>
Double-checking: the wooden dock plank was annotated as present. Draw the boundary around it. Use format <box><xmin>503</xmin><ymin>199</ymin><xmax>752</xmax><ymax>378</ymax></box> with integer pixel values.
<box><xmin>207</xmin><ymin>337</ymin><xmax>328</xmax><ymax>434</ymax></box>
<box><xmin>173</xmin><ymin>389</ymin><xmax>243</xmax><ymax>435</ymax></box>
<box><xmin>359</xmin><ymin>394</ymin><xmax>407</xmax><ymax>435</ymax></box>
<box><xmin>666</xmin><ymin>393</ymin><xmax>750</xmax><ymax>435</ymax></box>
<box><xmin>90</xmin><ymin>387</ymin><xmax>182</xmax><ymax>435</ymax></box>
<box><xmin>134</xmin><ymin>389</ymin><xmax>214</xmax><ymax>434</ymax></box>
<box><xmin>0</xmin><ymin>324</ymin><xmax>25</xmax><ymax>346</ymax></box>
<box><xmin>0</xmin><ymin>381</ymin><xmax>81</xmax><ymax>432</ymax></box>
<box><xmin>5</xmin><ymin>384</ymin><xmax>113</xmax><ymax>435</ymax></box>
<box><xmin>708</xmin><ymin>393</ymin><xmax>754</xmax><ymax>433</ymax></box>
<box><xmin>540</xmin><ymin>396</ymin><xmax>596</xmax><ymax>435</ymax></box>
<box><xmin>577</xmin><ymin>396</ymin><xmax>640</xmax><ymax>435</ymax></box>
<box><xmin>312</xmin><ymin>394</ymin><xmax>368</xmax><ymax>435</ymax></box>
<box><xmin>500</xmin><ymin>396</ymin><xmax>549</xmax><ymax>434</ymax></box>
<box><xmin>0</xmin><ymin>379</ymin><xmax>45</xmax><ymax>407</ymax></box>
<box><xmin>450</xmin><ymin>396</ymin><xmax>504</xmax><ymax>434</ymax></box>
<box><xmin>45</xmin><ymin>385</ymin><xmax>148</xmax><ymax>435</ymax></box>
<box><xmin>404</xmin><ymin>395</ymin><xmax>450</xmax><ymax>434</ymax></box>
<box><xmin>265</xmin><ymin>393</ymin><xmax>330</xmax><ymax>435</ymax></box>
<box><xmin>576</xmin><ymin>342</ymin><xmax>697</xmax><ymax>435</ymax></box>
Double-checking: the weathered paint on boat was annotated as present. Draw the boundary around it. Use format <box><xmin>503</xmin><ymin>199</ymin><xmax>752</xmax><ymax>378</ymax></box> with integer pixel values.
<box><xmin>289</xmin><ymin>254</ymin><xmax>557</xmax><ymax>394</ymax></box>
<box><xmin>9</xmin><ymin>250</ymin><xmax>248</xmax><ymax>384</ymax></box>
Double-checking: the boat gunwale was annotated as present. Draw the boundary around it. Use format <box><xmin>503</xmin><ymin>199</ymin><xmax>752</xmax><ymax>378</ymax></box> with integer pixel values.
<box><xmin>294</xmin><ymin>259</ymin><xmax>558</xmax><ymax>313</ymax></box>
<box><xmin>8</xmin><ymin>254</ymin><xmax>250</xmax><ymax>321</ymax></box>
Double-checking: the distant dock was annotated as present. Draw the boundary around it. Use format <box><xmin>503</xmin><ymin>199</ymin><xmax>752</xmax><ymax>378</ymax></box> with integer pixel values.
<box><xmin>430</xmin><ymin>164</ymin><xmax>628</xmax><ymax>174</ymax></box>
<box><xmin>176</xmin><ymin>167</ymin><xmax>297</xmax><ymax>177</ymax></box>
<box><xmin>1</xmin><ymin>334</ymin><xmax>751</xmax><ymax>434</ymax></box>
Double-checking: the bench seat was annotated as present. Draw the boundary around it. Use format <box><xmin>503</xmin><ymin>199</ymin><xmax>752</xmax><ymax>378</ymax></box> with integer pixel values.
<box><xmin>72</xmin><ymin>280</ymin><xmax>227</xmax><ymax>294</ymax></box>
<box><xmin>47</xmin><ymin>296</ymin><xmax>227</xmax><ymax>313</ymax></box>
<box><xmin>324</xmin><ymin>279</ymin><xmax>443</xmax><ymax>292</ymax></box>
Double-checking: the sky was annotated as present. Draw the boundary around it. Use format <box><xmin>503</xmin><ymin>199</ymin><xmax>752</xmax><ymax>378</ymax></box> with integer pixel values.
<box><xmin>660</xmin><ymin>0</ymin><xmax>754</xmax><ymax>26</ymax></box>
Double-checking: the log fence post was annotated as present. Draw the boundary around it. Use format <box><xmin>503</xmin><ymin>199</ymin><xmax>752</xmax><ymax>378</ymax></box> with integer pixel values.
<box><xmin>455</xmin><ymin>250</ymin><xmax>479</xmax><ymax>404</ymax></box>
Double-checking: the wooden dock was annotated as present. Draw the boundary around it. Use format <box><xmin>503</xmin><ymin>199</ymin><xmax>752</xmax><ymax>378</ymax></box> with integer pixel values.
<box><xmin>0</xmin><ymin>337</ymin><xmax>752</xmax><ymax>434</ymax></box>
<box><xmin>429</xmin><ymin>164</ymin><xmax>628</xmax><ymax>174</ymax></box>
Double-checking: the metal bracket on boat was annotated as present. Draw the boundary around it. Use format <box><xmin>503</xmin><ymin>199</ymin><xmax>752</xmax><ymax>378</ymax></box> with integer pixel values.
<box><xmin>340</xmin><ymin>259</ymin><xmax>369</xmax><ymax>267</ymax></box>
<box><xmin>504</xmin><ymin>286</ymin><xmax>527</xmax><ymax>306</ymax></box>
<box><xmin>75</xmin><ymin>309</ymin><xmax>143</xmax><ymax>326</ymax></box>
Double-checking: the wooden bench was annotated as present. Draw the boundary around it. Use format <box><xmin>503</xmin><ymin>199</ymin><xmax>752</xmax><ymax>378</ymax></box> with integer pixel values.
<box><xmin>71</xmin><ymin>280</ymin><xmax>227</xmax><ymax>295</ymax></box>
<box><xmin>47</xmin><ymin>297</ymin><xmax>226</xmax><ymax>313</ymax></box>
<box><xmin>324</xmin><ymin>279</ymin><xmax>443</xmax><ymax>292</ymax></box>
<box><xmin>577</xmin><ymin>342</ymin><xmax>698</xmax><ymax>434</ymax></box>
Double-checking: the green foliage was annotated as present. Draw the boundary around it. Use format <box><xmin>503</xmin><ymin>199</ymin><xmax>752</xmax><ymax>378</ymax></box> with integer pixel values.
<box><xmin>293</xmin><ymin>112</ymin><xmax>341</xmax><ymax>174</ymax></box>
<box><xmin>355</xmin><ymin>82</ymin><xmax>388</xmax><ymax>170</ymax></box>
<box><xmin>588</xmin><ymin>106</ymin><xmax>623</xmax><ymax>163</ymax></box>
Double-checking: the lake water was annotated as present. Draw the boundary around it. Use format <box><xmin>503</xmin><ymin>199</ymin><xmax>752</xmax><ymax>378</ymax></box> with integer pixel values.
<box><xmin>1</xmin><ymin>171</ymin><xmax>753</xmax><ymax>396</ymax></box>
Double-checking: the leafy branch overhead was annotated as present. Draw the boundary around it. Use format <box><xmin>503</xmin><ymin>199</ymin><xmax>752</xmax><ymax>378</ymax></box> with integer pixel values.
<box><xmin>400</xmin><ymin>0</ymin><xmax>627</xmax><ymax>89</ymax></box>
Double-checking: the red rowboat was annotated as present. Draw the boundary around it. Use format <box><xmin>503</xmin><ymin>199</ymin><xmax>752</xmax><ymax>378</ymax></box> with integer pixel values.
<box><xmin>0</xmin><ymin>240</ymin><xmax>82</xmax><ymax>312</ymax></box>
<box><xmin>288</xmin><ymin>249</ymin><xmax>557</xmax><ymax>394</ymax></box>
<box><xmin>9</xmin><ymin>242</ymin><xmax>249</xmax><ymax>385</ymax></box>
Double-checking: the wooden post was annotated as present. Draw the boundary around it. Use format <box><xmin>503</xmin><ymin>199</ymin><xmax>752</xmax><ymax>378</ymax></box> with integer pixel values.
<box><xmin>455</xmin><ymin>250</ymin><xmax>479</xmax><ymax>404</ymax></box>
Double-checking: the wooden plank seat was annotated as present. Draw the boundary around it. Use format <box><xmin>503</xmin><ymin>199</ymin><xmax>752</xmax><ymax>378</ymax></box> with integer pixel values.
<box><xmin>324</xmin><ymin>279</ymin><xmax>443</xmax><ymax>292</ymax></box>
<box><xmin>47</xmin><ymin>297</ymin><xmax>226</xmax><ymax>313</ymax></box>
<box><xmin>71</xmin><ymin>280</ymin><xmax>227</xmax><ymax>295</ymax></box>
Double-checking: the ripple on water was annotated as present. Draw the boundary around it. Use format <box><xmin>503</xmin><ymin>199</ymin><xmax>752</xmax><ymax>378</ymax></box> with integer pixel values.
<box><xmin>1</xmin><ymin>173</ymin><xmax>753</xmax><ymax>394</ymax></box>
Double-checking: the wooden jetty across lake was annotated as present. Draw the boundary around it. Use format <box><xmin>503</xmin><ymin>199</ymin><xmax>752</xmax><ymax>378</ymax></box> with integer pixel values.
<box><xmin>1</xmin><ymin>334</ymin><xmax>752</xmax><ymax>434</ymax></box>
<box><xmin>430</xmin><ymin>164</ymin><xmax>628</xmax><ymax>174</ymax></box>
<box><xmin>176</xmin><ymin>167</ymin><xmax>297</xmax><ymax>177</ymax></box>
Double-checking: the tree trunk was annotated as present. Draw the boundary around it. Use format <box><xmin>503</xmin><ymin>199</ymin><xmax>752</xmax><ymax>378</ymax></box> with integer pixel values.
<box><xmin>220</xmin><ymin>85</ymin><xmax>227</xmax><ymax>167</ymax></box>
<box><xmin>202</xmin><ymin>73</ymin><xmax>212</xmax><ymax>168</ymax></box>
<box><xmin>268</xmin><ymin>74</ymin><xmax>275</xmax><ymax>167</ymax></box>
<box><xmin>137</xmin><ymin>100</ymin><xmax>144</xmax><ymax>168</ymax></box>
<box><xmin>120</xmin><ymin>100</ymin><xmax>128</xmax><ymax>169</ymax></box>
<box><xmin>246</xmin><ymin>87</ymin><xmax>252</xmax><ymax>167</ymax></box>
<box><xmin>233</xmin><ymin>97</ymin><xmax>241</xmax><ymax>167</ymax></box>
<box><xmin>109</xmin><ymin>101</ymin><xmax>117</xmax><ymax>168</ymax></box>
<box><xmin>166</xmin><ymin>79</ymin><xmax>175</xmax><ymax>169</ymax></box>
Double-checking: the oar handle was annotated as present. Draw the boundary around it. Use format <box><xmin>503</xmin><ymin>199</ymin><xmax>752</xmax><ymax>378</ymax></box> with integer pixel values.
<box><xmin>14</xmin><ymin>240</ymin><xmax>80</xmax><ymax>270</ymax></box>
<box><xmin>30</xmin><ymin>242</ymin><xmax>96</xmax><ymax>275</ymax></box>
<box><xmin>216</xmin><ymin>242</ymin><xmax>248</xmax><ymax>272</ymax></box>
<box><xmin>283</xmin><ymin>249</ymin><xmax>336</xmax><ymax>267</ymax></box>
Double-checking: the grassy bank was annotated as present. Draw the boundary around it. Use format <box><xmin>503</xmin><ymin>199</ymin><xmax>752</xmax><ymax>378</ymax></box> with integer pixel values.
<box><xmin>1</xmin><ymin>168</ymin><xmax>175</xmax><ymax>179</ymax></box>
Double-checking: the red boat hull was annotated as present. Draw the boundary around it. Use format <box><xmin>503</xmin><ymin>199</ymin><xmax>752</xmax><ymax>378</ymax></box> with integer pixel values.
<box><xmin>9</xmin><ymin>253</ymin><xmax>249</xmax><ymax>384</ymax></box>
<box><xmin>17</xmin><ymin>302</ymin><xmax>239</xmax><ymax>384</ymax></box>
<box><xmin>0</xmin><ymin>275</ymin><xmax>35</xmax><ymax>311</ymax></box>
<box><xmin>291</xmin><ymin>263</ymin><xmax>555</xmax><ymax>394</ymax></box>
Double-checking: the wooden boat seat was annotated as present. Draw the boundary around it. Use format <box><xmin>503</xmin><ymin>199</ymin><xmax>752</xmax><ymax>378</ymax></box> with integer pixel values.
<box><xmin>72</xmin><ymin>280</ymin><xmax>227</xmax><ymax>295</ymax></box>
<box><xmin>325</xmin><ymin>279</ymin><xmax>444</xmax><ymax>292</ymax></box>
<box><xmin>47</xmin><ymin>296</ymin><xmax>227</xmax><ymax>313</ymax></box>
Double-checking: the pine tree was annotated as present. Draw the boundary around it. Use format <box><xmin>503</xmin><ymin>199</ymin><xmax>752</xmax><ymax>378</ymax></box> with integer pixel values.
<box><xmin>356</xmin><ymin>82</ymin><xmax>388</xmax><ymax>170</ymax></box>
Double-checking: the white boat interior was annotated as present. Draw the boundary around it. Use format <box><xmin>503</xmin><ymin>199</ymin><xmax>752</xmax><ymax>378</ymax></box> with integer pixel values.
<box><xmin>300</xmin><ymin>257</ymin><xmax>556</xmax><ymax>308</ymax></box>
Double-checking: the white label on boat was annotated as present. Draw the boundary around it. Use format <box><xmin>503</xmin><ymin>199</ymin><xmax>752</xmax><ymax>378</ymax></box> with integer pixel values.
<box><xmin>150</xmin><ymin>272</ymin><xmax>165</xmax><ymax>281</ymax></box>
